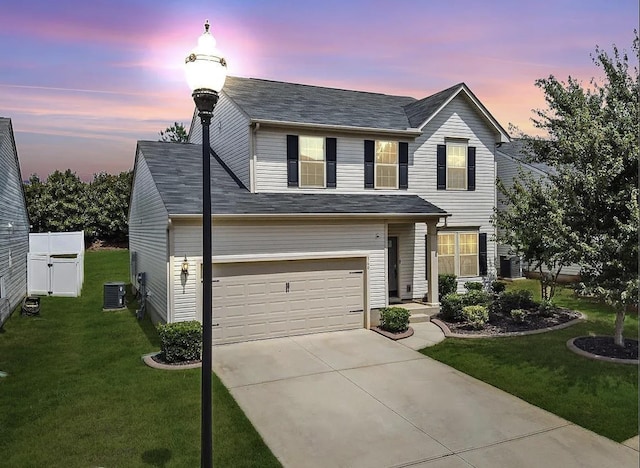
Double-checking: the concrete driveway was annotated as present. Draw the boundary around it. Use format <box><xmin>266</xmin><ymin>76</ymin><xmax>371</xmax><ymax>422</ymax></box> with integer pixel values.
<box><xmin>213</xmin><ymin>329</ymin><xmax>638</xmax><ymax>468</ymax></box>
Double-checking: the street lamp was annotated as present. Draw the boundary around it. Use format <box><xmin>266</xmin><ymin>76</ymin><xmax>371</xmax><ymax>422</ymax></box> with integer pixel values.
<box><xmin>185</xmin><ymin>19</ymin><xmax>227</xmax><ymax>468</ymax></box>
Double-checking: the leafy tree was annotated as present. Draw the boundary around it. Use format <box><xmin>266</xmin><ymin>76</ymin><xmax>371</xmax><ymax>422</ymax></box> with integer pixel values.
<box><xmin>506</xmin><ymin>32</ymin><xmax>638</xmax><ymax>346</ymax></box>
<box><xmin>494</xmin><ymin>170</ymin><xmax>576</xmax><ymax>301</ymax></box>
<box><xmin>85</xmin><ymin>171</ymin><xmax>133</xmax><ymax>243</ymax></box>
<box><xmin>159</xmin><ymin>122</ymin><xmax>188</xmax><ymax>143</ymax></box>
<box><xmin>24</xmin><ymin>169</ymin><xmax>88</xmax><ymax>233</ymax></box>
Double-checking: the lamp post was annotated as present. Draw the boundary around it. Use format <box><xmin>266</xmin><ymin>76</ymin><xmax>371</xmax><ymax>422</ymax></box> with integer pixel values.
<box><xmin>184</xmin><ymin>20</ymin><xmax>227</xmax><ymax>468</ymax></box>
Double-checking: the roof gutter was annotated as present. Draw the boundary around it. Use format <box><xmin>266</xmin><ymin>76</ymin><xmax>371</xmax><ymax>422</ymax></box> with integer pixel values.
<box><xmin>251</xmin><ymin>119</ymin><xmax>422</xmax><ymax>138</ymax></box>
<box><xmin>170</xmin><ymin>212</ymin><xmax>450</xmax><ymax>221</ymax></box>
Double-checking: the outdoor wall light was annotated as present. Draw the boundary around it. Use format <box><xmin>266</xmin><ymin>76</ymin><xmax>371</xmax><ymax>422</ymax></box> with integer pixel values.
<box><xmin>181</xmin><ymin>256</ymin><xmax>190</xmax><ymax>276</ymax></box>
<box><xmin>185</xmin><ymin>19</ymin><xmax>227</xmax><ymax>468</ymax></box>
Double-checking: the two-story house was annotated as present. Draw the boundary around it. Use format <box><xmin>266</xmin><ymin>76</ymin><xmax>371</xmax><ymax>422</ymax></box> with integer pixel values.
<box><xmin>128</xmin><ymin>77</ymin><xmax>509</xmax><ymax>344</ymax></box>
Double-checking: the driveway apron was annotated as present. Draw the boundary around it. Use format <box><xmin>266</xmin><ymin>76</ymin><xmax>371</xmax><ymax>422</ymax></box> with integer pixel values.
<box><xmin>213</xmin><ymin>329</ymin><xmax>639</xmax><ymax>468</ymax></box>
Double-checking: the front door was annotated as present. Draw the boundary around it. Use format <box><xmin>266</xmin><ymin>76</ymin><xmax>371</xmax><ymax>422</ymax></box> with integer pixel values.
<box><xmin>388</xmin><ymin>237</ymin><xmax>398</xmax><ymax>297</ymax></box>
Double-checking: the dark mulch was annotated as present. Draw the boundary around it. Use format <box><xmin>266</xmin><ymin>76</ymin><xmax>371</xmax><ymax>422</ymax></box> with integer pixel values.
<box><xmin>151</xmin><ymin>353</ymin><xmax>201</xmax><ymax>366</ymax></box>
<box><xmin>439</xmin><ymin>308</ymin><xmax>581</xmax><ymax>336</ymax></box>
<box><xmin>573</xmin><ymin>336</ymin><xmax>639</xmax><ymax>360</ymax></box>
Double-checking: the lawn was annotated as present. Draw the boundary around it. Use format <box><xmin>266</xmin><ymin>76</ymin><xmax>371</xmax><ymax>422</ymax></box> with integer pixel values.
<box><xmin>422</xmin><ymin>279</ymin><xmax>638</xmax><ymax>442</ymax></box>
<box><xmin>0</xmin><ymin>250</ymin><xmax>281</xmax><ymax>468</ymax></box>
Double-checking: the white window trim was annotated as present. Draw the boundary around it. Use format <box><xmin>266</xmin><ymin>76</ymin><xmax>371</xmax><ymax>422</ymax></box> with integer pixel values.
<box><xmin>374</xmin><ymin>140</ymin><xmax>399</xmax><ymax>190</ymax></box>
<box><xmin>298</xmin><ymin>135</ymin><xmax>326</xmax><ymax>189</ymax></box>
<box><xmin>446</xmin><ymin>141</ymin><xmax>468</xmax><ymax>191</ymax></box>
<box><xmin>438</xmin><ymin>231</ymin><xmax>479</xmax><ymax>278</ymax></box>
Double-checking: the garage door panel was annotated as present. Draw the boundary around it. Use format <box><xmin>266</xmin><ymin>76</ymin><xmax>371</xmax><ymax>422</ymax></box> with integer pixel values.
<box><xmin>210</xmin><ymin>262</ymin><xmax>365</xmax><ymax>344</ymax></box>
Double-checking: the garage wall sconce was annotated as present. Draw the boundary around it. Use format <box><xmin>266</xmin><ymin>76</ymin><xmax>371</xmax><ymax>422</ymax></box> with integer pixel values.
<box><xmin>181</xmin><ymin>256</ymin><xmax>190</xmax><ymax>276</ymax></box>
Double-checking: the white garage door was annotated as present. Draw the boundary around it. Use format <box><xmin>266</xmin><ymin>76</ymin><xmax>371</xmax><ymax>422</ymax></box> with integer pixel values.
<box><xmin>210</xmin><ymin>259</ymin><xmax>365</xmax><ymax>344</ymax></box>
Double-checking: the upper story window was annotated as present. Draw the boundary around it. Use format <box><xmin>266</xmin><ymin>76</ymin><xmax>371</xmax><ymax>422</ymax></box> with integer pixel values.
<box><xmin>364</xmin><ymin>140</ymin><xmax>408</xmax><ymax>190</ymax></box>
<box><xmin>375</xmin><ymin>141</ymin><xmax>398</xmax><ymax>189</ymax></box>
<box><xmin>446</xmin><ymin>142</ymin><xmax>467</xmax><ymax>190</ymax></box>
<box><xmin>287</xmin><ymin>135</ymin><xmax>337</xmax><ymax>189</ymax></box>
<box><xmin>299</xmin><ymin>136</ymin><xmax>325</xmax><ymax>188</ymax></box>
<box><xmin>437</xmin><ymin>141</ymin><xmax>476</xmax><ymax>191</ymax></box>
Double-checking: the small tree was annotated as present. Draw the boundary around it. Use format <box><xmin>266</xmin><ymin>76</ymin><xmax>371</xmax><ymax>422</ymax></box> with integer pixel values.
<box><xmin>159</xmin><ymin>122</ymin><xmax>188</xmax><ymax>143</ymax></box>
<box><xmin>494</xmin><ymin>169</ymin><xmax>576</xmax><ymax>301</ymax></box>
<box><xmin>85</xmin><ymin>171</ymin><xmax>133</xmax><ymax>243</ymax></box>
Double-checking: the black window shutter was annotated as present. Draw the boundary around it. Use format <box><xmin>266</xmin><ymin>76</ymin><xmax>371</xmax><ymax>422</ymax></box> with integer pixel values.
<box><xmin>287</xmin><ymin>135</ymin><xmax>299</xmax><ymax>187</ymax></box>
<box><xmin>467</xmin><ymin>146</ymin><xmax>476</xmax><ymax>191</ymax></box>
<box><xmin>437</xmin><ymin>144</ymin><xmax>446</xmax><ymax>190</ymax></box>
<box><xmin>479</xmin><ymin>232</ymin><xmax>487</xmax><ymax>276</ymax></box>
<box><xmin>326</xmin><ymin>138</ymin><xmax>337</xmax><ymax>188</ymax></box>
<box><xmin>399</xmin><ymin>142</ymin><xmax>408</xmax><ymax>189</ymax></box>
<box><xmin>364</xmin><ymin>140</ymin><xmax>374</xmax><ymax>188</ymax></box>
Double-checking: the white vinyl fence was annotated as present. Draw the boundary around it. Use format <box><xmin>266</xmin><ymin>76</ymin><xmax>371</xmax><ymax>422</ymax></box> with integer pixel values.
<box><xmin>28</xmin><ymin>231</ymin><xmax>85</xmax><ymax>297</ymax></box>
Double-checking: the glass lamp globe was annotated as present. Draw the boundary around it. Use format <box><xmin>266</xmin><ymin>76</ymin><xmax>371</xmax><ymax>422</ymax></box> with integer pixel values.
<box><xmin>185</xmin><ymin>20</ymin><xmax>227</xmax><ymax>93</ymax></box>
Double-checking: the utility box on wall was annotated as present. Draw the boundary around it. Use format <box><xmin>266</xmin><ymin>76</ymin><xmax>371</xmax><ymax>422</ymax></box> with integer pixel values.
<box><xmin>500</xmin><ymin>256</ymin><xmax>522</xmax><ymax>279</ymax></box>
<box><xmin>103</xmin><ymin>282</ymin><xmax>126</xmax><ymax>310</ymax></box>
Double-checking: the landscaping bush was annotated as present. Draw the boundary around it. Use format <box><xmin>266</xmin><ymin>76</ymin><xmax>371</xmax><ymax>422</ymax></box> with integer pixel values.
<box><xmin>440</xmin><ymin>293</ymin><xmax>464</xmax><ymax>321</ymax></box>
<box><xmin>462</xmin><ymin>290</ymin><xmax>492</xmax><ymax>307</ymax></box>
<box><xmin>157</xmin><ymin>321</ymin><xmax>203</xmax><ymax>363</ymax></box>
<box><xmin>491</xmin><ymin>280</ymin><xmax>506</xmax><ymax>294</ymax></box>
<box><xmin>510</xmin><ymin>308</ymin><xmax>527</xmax><ymax>323</ymax></box>
<box><xmin>464</xmin><ymin>281</ymin><xmax>484</xmax><ymax>292</ymax></box>
<box><xmin>462</xmin><ymin>305</ymin><xmax>489</xmax><ymax>329</ymax></box>
<box><xmin>538</xmin><ymin>299</ymin><xmax>555</xmax><ymax>318</ymax></box>
<box><xmin>493</xmin><ymin>289</ymin><xmax>535</xmax><ymax>314</ymax></box>
<box><xmin>439</xmin><ymin>274</ymin><xmax>458</xmax><ymax>297</ymax></box>
<box><xmin>379</xmin><ymin>307</ymin><xmax>410</xmax><ymax>333</ymax></box>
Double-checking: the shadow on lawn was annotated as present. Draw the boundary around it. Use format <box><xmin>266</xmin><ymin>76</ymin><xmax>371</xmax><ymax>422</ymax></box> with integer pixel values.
<box><xmin>125</xmin><ymin>283</ymin><xmax>161</xmax><ymax>349</ymax></box>
<box><xmin>141</xmin><ymin>448</ymin><xmax>172</xmax><ymax>467</ymax></box>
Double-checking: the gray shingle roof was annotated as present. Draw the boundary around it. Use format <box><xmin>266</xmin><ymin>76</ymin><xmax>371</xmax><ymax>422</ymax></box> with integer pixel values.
<box><xmin>498</xmin><ymin>140</ymin><xmax>553</xmax><ymax>175</ymax></box>
<box><xmin>138</xmin><ymin>141</ymin><xmax>446</xmax><ymax>217</ymax></box>
<box><xmin>223</xmin><ymin>76</ymin><xmax>417</xmax><ymax>130</ymax></box>
<box><xmin>403</xmin><ymin>83</ymin><xmax>463</xmax><ymax>128</ymax></box>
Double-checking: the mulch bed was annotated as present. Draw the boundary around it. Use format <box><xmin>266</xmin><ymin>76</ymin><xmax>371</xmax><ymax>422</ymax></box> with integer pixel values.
<box><xmin>438</xmin><ymin>308</ymin><xmax>581</xmax><ymax>336</ymax></box>
<box><xmin>573</xmin><ymin>336</ymin><xmax>638</xmax><ymax>360</ymax></box>
<box><xmin>151</xmin><ymin>353</ymin><xmax>201</xmax><ymax>366</ymax></box>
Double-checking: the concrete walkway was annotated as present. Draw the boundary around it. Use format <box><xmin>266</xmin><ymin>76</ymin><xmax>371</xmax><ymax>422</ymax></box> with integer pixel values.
<box><xmin>212</xmin><ymin>329</ymin><xmax>638</xmax><ymax>468</ymax></box>
<box><xmin>400</xmin><ymin>322</ymin><xmax>446</xmax><ymax>350</ymax></box>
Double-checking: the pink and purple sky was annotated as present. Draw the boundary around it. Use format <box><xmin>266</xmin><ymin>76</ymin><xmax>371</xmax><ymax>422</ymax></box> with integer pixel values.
<box><xmin>1</xmin><ymin>0</ymin><xmax>637</xmax><ymax>180</ymax></box>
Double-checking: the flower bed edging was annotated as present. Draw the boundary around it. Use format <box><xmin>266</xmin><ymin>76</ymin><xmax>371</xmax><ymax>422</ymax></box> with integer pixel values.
<box><xmin>142</xmin><ymin>351</ymin><xmax>202</xmax><ymax>370</ymax></box>
<box><xmin>566</xmin><ymin>337</ymin><xmax>639</xmax><ymax>365</ymax></box>
<box><xmin>371</xmin><ymin>326</ymin><xmax>414</xmax><ymax>340</ymax></box>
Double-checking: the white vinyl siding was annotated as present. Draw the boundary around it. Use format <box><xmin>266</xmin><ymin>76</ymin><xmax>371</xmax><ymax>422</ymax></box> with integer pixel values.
<box><xmin>170</xmin><ymin>220</ymin><xmax>386</xmax><ymax>322</ymax></box>
<box><xmin>299</xmin><ymin>136</ymin><xmax>325</xmax><ymax>188</ymax></box>
<box><xmin>128</xmin><ymin>151</ymin><xmax>170</xmax><ymax>322</ymax></box>
<box><xmin>0</xmin><ymin>119</ymin><xmax>29</xmax><ymax>322</ymax></box>
<box><xmin>189</xmin><ymin>92</ymin><xmax>251</xmax><ymax>189</ymax></box>
<box><xmin>375</xmin><ymin>141</ymin><xmax>398</xmax><ymax>189</ymax></box>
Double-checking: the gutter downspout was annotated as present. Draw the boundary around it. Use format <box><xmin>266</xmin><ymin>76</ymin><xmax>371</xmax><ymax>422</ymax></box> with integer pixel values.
<box><xmin>250</xmin><ymin>122</ymin><xmax>260</xmax><ymax>193</ymax></box>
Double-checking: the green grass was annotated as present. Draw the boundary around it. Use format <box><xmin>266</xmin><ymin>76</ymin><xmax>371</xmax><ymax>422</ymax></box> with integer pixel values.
<box><xmin>0</xmin><ymin>250</ymin><xmax>281</xmax><ymax>468</ymax></box>
<box><xmin>422</xmin><ymin>279</ymin><xmax>638</xmax><ymax>442</ymax></box>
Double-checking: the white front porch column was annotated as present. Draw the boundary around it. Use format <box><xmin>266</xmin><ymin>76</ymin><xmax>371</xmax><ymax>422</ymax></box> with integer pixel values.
<box><xmin>426</xmin><ymin>220</ymin><xmax>439</xmax><ymax>306</ymax></box>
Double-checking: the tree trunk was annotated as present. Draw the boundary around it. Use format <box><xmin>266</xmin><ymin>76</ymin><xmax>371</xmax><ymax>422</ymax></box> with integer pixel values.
<box><xmin>614</xmin><ymin>310</ymin><xmax>626</xmax><ymax>347</ymax></box>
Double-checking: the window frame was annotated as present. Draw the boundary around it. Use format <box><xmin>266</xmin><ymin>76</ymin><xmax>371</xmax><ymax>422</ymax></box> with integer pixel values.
<box><xmin>445</xmin><ymin>141</ymin><xmax>468</xmax><ymax>190</ymax></box>
<box><xmin>437</xmin><ymin>231</ymin><xmax>479</xmax><ymax>278</ymax></box>
<box><xmin>298</xmin><ymin>135</ymin><xmax>326</xmax><ymax>188</ymax></box>
<box><xmin>374</xmin><ymin>140</ymin><xmax>399</xmax><ymax>189</ymax></box>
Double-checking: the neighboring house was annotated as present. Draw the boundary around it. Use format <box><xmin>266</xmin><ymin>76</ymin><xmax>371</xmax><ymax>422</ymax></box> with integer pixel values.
<box><xmin>495</xmin><ymin>140</ymin><xmax>581</xmax><ymax>281</ymax></box>
<box><xmin>0</xmin><ymin>118</ymin><xmax>30</xmax><ymax>326</ymax></box>
<box><xmin>129</xmin><ymin>76</ymin><xmax>509</xmax><ymax>344</ymax></box>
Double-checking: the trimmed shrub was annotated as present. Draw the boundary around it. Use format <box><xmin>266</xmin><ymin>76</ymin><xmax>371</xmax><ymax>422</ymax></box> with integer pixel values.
<box><xmin>464</xmin><ymin>281</ymin><xmax>484</xmax><ymax>292</ymax></box>
<box><xmin>440</xmin><ymin>293</ymin><xmax>464</xmax><ymax>321</ymax></box>
<box><xmin>462</xmin><ymin>290</ymin><xmax>492</xmax><ymax>307</ymax></box>
<box><xmin>379</xmin><ymin>307</ymin><xmax>410</xmax><ymax>333</ymax></box>
<box><xmin>491</xmin><ymin>281</ymin><xmax>506</xmax><ymax>294</ymax></box>
<box><xmin>493</xmin><ymin>289</ymin><xmax>535</xmax><ymax>314</ymax></box>
<box><xmin>538</xmin><ymin>299</ymin><xmax>555</xmax><ymax>318</ymax></box>
<box><xmin>510</xmin><ymin>308</ymin><xmax>527</xmax><ymax>323</ymax></box>
<box><xmin>462</xmin><ymin>305</ymin><xmax>489</xmax><ymax>329</ymax></box>
<box><xmin>439</xmin><ymin>274</ymin><xmax>458</xmax><ymax>297</ymax></box>
<box><xmin>157</xmin><ymin>321</ymin><xmax>203</xmax><ymax>363</ymax></box>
